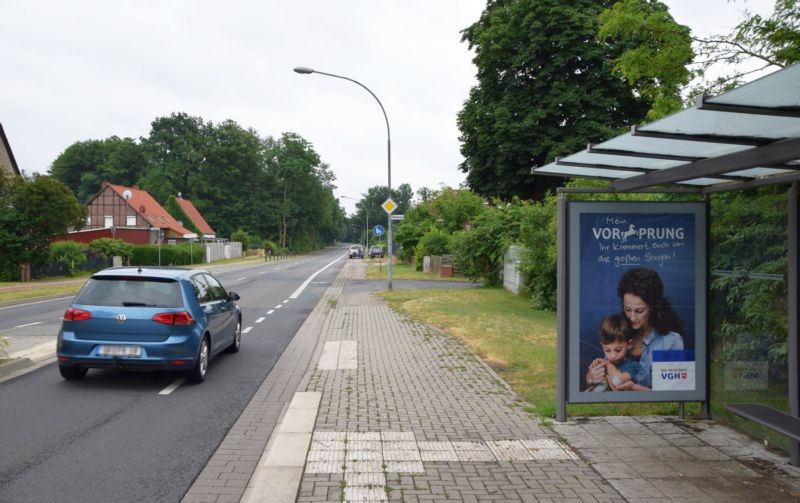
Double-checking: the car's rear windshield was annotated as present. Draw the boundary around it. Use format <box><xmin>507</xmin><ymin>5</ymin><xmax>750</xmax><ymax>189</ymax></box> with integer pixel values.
<box><xmin>74</xmin><ymin>276</ymin><xmax>182</xmax><ymax>307</ymax></box>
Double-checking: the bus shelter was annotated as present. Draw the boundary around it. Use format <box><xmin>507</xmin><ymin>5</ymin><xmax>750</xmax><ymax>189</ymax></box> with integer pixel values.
<box><xmin>532</xmin><ymin>63</ymin><xmax>800</xmax><ymax>464</ymax></box>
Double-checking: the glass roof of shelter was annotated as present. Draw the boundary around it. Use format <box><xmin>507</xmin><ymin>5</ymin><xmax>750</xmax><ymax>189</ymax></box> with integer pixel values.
<box><xmin>533</xmin><ymin>63</ymin><xmax>800</xmax><ymax>193</ymax></box>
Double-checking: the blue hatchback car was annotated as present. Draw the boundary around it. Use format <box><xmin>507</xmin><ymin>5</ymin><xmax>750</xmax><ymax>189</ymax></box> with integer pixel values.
<box><xmin>57</xmin><ymin>266</ymin><xmax>242</xmax><ymax>383</ymax></box>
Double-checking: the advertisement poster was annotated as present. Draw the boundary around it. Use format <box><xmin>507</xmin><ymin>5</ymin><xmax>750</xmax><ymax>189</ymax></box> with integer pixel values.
<box><xmin>568</xmin><ymin>202</ymin><xmax>707</xmax><ymax>403</ymax></box>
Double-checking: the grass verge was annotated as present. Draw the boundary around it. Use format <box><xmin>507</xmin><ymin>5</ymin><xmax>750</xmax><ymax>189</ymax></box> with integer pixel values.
<box><xmin>0</xmin><ymin>283</ymin><xmax>84</xmax><ymax>303</ymax></box>
<box><xmin>364</xmin><ymin>261</ymin><xmax>470</xmax><ymax>282</ymax></box>
<box><xmin>0</xmin><ymin>255</ymin><xmax>272</xmax><ymax>304</ymax></box>
<box><xmin>380</xmin><ymin>286</ymin><xmax>700</xmax><ymax>419</ymax></box>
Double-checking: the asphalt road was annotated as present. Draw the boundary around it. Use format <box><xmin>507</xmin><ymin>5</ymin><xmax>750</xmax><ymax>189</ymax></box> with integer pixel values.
<box><xmin>0</xmin><ymin>247</ymin><xmax>347</xmax><ymax>503</ymax></box>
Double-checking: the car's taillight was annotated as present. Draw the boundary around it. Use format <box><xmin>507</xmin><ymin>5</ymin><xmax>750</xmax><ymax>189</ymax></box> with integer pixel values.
<box><xmin>152</xmin><ymin>312</ymin><xmax>195</xmax><ymax>325</ymax></box>
<box><xmin>64</xmin><ymin>308</ymin><xmax>92</xmax><ymax>321</ymax></box>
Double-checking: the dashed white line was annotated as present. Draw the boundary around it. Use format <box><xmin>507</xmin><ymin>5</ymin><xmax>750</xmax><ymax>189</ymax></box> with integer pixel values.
<box><xmin>159</xmin><ymin>379</ymin><xmax>185</xmax><ymax>395</ymax></box>
<box><xmin>283</xmin><ymin>299</ymin><xmax>289</xmax><ymax>304</ymax></box>
<box><xmin>14</xmin><ymin>322</ymin><xmax>43</xmax><ymax>328</ymax></box>
<box><xmin>289</xmin><ymin>255</ymin><xmax>343</xmax><ymax>299</ymax></box>
<box><xmin>256</xmin><ymin>317</ymin><xmax>265</xmax><ymax>323</ymax></box>
<box><xmin>243</xmin><ymin>326</ymin><xmax>254</xmax><ymax>334</ymax></box>
<box><xmin>258</xmin><ymin>271</ymin><xmax>267</xmax><ymax>275</ymax></box>
<box><xmin>267</xmin><ymin>309</ymin><xmax>275</xmax><ymax>315</ymax></box>
<box><xmin>275</xmin><ymin>305</ymin><xmax>282</xmax><ymax>309</ymax></box>
<box><xmin>237</xmin><ymin>277</ymin><xmax>247</xmax><ymax>281</ymax></box>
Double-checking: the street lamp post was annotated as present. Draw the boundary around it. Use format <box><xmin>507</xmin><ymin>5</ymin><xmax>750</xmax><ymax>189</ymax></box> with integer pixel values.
<box><xmin>294</xmin><ymin>66</ymin><xmax>393</xmax><ymax>291</ymax></box>
<box><xmin>342</xmin><ymin>195</ymin><xmax>369</xmax><ymax>250</ymax></box>
<box><xmin>351</xmin><ymin>215</ymin><xmax>365</xmax><ymax>248</ymax></box>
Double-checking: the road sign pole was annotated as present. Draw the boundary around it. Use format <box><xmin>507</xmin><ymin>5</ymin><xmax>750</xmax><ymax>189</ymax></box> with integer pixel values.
<box><xmin>381</xmin><ymin>198</ymin><xmax>397</xmax><ymax>291</ymax></box>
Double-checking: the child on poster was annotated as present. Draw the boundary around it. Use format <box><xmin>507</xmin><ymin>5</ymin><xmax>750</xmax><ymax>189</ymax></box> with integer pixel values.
<box><xmin>585</xmin><ymin>314</ymin><xmax>640</xmax><ymax>392</ymax></box>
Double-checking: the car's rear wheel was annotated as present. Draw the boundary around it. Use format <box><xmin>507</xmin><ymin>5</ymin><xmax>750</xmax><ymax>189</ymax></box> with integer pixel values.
<box><xmin>186</xmin><ymin>337</ymin><xmax>209</xmax><ymax>383</ymax></box>
<box><xmin>59</xmin><ymin>365</ymin><xmax>88</xmax><ymax>380</ymax></box>
<box><xmin>226</xmin><ymin>318</ymin><xmax>242</xmax><ymax>353</ymax></box>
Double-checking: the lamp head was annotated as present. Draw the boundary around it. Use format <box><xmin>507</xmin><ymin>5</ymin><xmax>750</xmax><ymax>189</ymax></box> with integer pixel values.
<box><xmin>293</xmin><ymin>66</ymin><xmax>314</xmax><ymax>74</ymax></box>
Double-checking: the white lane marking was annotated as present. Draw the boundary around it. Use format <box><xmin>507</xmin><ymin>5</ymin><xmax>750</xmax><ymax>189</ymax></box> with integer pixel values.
<box><xmin>256</xmin><ymin>317</ymin><xmax>265</xmax><ymax>323</ymax></box>
<box><xmin>237</xmin><ymin>277</ymin><xmax>247</xmax><ymax>281</ymax></box>
<box><xmin>14</xmin><ymin>322</ymin><xmax>43</xmax><ymax>328</ymax></box>
<box><xmin>275</xmin><ymin>305</ymin><xmax>282</xmax><ymax>309</ymax></box>
<box><xmin>289</xmin><ymin>255</ymin><xmax>344</xmax><ymax>299</ymax></box>
<box><xmin>283</xmin><ymin>299</ymin><xmax>289</xmax><ymax>304</ymax></box>
<box><xmin>258</xmin><ymin>271</ymin><xmax>267</xmax><ymax>275</ymax></box>
<box><xmin>267</xmin><ymin>309</ymin><xmax>275</xmax><ymax>315</ymax></box>
<box><xmin>0</xmin><ymin>296</ymin><xmax>74</xmax><ymax>311</ymax></box>
<box><xmin>159</xmin><ymin>379</ymin><xmax>185</xmax><ymax>395</ymax></box>
<box><xmin>243</xmin><ymin>326</ymin><xmax>254</xmax><ymax>334</ymax></box>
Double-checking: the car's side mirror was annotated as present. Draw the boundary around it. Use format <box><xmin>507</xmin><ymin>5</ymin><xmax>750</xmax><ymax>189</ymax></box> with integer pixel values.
<box><xmin>227</xmin><ymin>291</ymin><xmax>241</xmax><ymax>301</ymax></box>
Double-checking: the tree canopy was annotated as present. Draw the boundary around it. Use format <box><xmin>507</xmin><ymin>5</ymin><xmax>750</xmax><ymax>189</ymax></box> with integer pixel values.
<box><xmin>598</xmin><ymin>0</ymin><xmax>694</xmax><ymax>120</ymax></box>
<box><xmin>458</xmin><ymin>0</ymin><xmax>651</xmax><ymax>201</ymax></box>
<box><xmin>0</xmin><ymin>173</ymin><xmax>85</xmax><ymax>279</ymax></box>
<box><xmin>49</xmin><ymin>113</ymin><xmax>348</xmax><ymax>251</ymax></box>
<box><xmin>693</xmin><ymin>0</ymin><xmax>800</xmax><ymax>94</ymax></box>
<box><xmin>50</xmin><ymin>136</ymin><xmax>146</xmax><ymax>203</ymax></box>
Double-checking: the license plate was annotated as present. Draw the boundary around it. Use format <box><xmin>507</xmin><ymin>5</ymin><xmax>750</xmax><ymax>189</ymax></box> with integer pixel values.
<box><xmin>98</xmin><ymin>345</ymin><xmax>142</xmax><ymax>358</ymax></box>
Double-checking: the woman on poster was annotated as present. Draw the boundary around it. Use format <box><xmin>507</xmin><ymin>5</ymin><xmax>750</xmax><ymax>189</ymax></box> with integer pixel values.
<box><xmin>585</xmin><ymin>267</ymin><xmax>684</xmax><ymax>391</ymax></box>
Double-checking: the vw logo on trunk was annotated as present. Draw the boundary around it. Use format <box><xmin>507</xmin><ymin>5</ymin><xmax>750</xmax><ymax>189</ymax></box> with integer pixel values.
<box><xmin>116</xmin><ymin>313</ymin><xmax>127</xmax><ymax>324</ymax></box>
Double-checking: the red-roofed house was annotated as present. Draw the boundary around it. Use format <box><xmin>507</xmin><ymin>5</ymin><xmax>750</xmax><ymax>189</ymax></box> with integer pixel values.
<box><xmin>63</xmin><ymin>182</ymin><xmax>197</xmax><ymax>244</ymax></box>
<box><xmin>175</xmin><ymin>196</ymin><xmax>216</xmax><ymax>239</ymax></box>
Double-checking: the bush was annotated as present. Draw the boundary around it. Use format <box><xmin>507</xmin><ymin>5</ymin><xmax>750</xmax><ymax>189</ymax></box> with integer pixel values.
<box><xmin>263</xmin><ymin>240</ymin><xmax>280</xmax><ymax>256</ymax></box>
<box><xmin>49</xmin><ymin>241</ymin><xmax>87</xmax><ymax>276</ymax></box>
<box><xmin>518</xmin><ymin>196</ymin><xmax>558</xmax><ymax>310</ymax></box>
<box><xmin>131</xmin><ymin>243</ymin><xmax>201</xmax><ymax>266</ymax></box>
<box><xmin>414</xmin><ymin>228</ymin><xmax>451</xmax><ymax>270</ymax></box>
<box><xmin>89</xmin><ymin>238</ymin><xmax>134</xmax><ymax>264</ymax></box>
<box><xmin>231</xmin><ymin>229</ymin><xmax>252</xmax><ymax>250</ymax></box>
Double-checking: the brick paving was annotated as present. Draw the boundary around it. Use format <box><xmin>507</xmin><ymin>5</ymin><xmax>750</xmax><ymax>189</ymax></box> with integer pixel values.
<box><xmin>184</xmin><ymin>260</ymin><xmax>800</xmax><ymax>502</ymax></box>
<box><xmin>295</xmin><ymin>263</ymin><xmax>619</xmax><ymax>502</ymax></box>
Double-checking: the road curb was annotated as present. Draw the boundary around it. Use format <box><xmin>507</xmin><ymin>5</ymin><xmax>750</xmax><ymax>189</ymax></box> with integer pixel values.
<box><xmin>0</xmin><ymin>357</ymin><xmax>35</xmax><ymax>378</ymax></box>
<box><xmin>0</xmin><ymin>341</ymin><xmax>58</xmax><ymax>383</ymax></box>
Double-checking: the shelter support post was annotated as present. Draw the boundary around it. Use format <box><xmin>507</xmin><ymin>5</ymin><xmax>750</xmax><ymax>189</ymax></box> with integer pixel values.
<box><xmin>556</xmin><ymin>195</ymin><xmax>568</xmax><ymax>422</ymax></box>
<box><xmin>789</xmin><ymin>184</ymin><xmax>800</xmax><ymax>465</ymax></box>
<box><xmin>702</xmin><ymin>196</ymin><xmax>711</xmax><ymax>420</ymax></box>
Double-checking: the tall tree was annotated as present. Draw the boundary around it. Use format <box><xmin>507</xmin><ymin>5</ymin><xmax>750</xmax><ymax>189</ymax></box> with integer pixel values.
<box><xmin>265</xmin><ymin>133</ymin><xmax>331</xmax><ymax>249</ymax></box>
<box><xmin>0</xmin><ymin>174</ymin><xmax>85</xmax><ymax>279</ymax></box>
<box><xmin>598</xmin><ymin>0</ymin><xmax>694</xmax><ymax>120</ymax></box>
<box><xmin>354</xmin><ymin>183</ymin><xmax>413</xmax><ymax>234</ymax></box>
<box><xmin>692</xmin><ymin>0</ymin><xmax>800</xmax><ymax>95</ymax></box>
<box><xmin>139</xmin><ymin>112</ymin><xmax>210</xmax><ymax>203</ymax></box>
<box><xmin>50</xmin><ymin>137</ymin><xmax>146</xmax><ymax>202</ymax></box>
<box><xmin>458</xmin><ymin>0</ymin><xmax>651</xmax><ymax>200</ymax></box>
<box><xmin>192</xmin><ymin>120</ymin><xmax>267</xmax><ymax>238</ymax></box>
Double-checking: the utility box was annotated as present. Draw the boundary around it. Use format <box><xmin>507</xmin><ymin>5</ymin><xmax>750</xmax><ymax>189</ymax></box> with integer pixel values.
<box><xmin>503</xmin><ymin>245</ymin><xmax>524</xmax><ymax>294</ymax></box>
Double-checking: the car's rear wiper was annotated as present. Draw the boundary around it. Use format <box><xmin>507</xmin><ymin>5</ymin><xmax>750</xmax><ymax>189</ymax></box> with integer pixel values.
<box><xmin>122</xmin><ymin>301</ymin><xmax>155</xmax><ymax>306</ymax></box>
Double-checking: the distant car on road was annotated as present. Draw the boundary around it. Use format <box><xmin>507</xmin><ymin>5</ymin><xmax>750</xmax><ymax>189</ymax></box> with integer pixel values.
<box><xmin>348</xmin><ymin>245</ymin><xmax>364</xmax><ymax>259</ymax></box>
<box><xmin>369</xmin><ymin>245</ymin><xmax>384</xmax><ymax>258</ymax></box>
<box><xmin>57</xmin><ymin>266</ymin><xmax>242</xmax><ymax>383</ymax></box>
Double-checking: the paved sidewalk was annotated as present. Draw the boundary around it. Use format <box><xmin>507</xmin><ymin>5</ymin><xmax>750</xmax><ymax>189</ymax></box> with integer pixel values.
<box><xmin>62</xmin><ymin>258</ymin><xmax>798</xmax><ymax>502</ymax></box>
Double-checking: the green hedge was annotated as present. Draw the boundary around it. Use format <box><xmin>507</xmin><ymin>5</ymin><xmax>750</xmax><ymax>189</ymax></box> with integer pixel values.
<box><xmin>131</xmin><ymin>243</ymin><xmax>204</xmax><ymax>266</ymax></box>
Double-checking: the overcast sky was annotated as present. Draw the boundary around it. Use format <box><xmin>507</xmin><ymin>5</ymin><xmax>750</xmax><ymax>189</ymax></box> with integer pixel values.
<box><xmin>1</xmin><ymin>0</ymin><xmax>776</xmax><ymax>214</ymax></box>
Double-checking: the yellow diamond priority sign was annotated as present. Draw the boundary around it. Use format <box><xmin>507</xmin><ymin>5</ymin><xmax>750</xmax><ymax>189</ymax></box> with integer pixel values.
<box><xmin>381</xmin><ymin>198</ymin><xmax>397</xmax><ymax>214</ymax></box>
